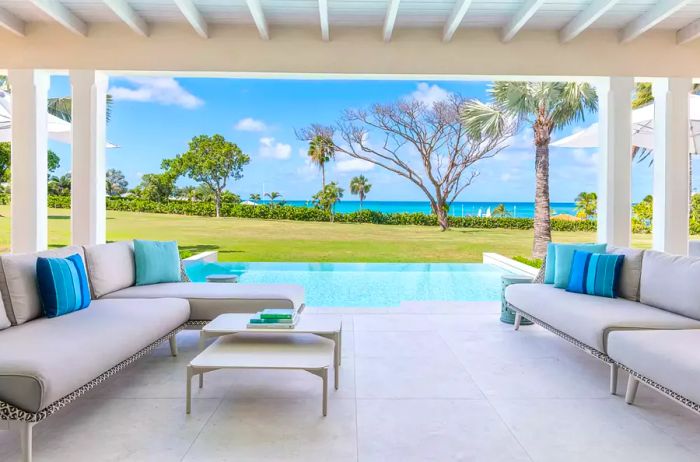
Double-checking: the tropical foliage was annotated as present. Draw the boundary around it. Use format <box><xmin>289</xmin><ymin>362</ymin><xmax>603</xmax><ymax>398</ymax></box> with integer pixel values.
<box><xmin>106</xmin><ymin>168</ymin><xmax>128</xmax><ymax>196</ymax></box>
<box><xmin>461</xmin><ymin>81</ymin><xmax>598</xmax><ymax>258</ymax></box>
<box><xmin>48</xmin><ymin>174</ymin><xmax>71</xmax><ymax>196</ymax></box>
<box><xmin>575</xmin><ymin>191</ymin><xmax>597</xmax><ymax>219</ymax></box>
<box><xmin>491</xmin><ymin>203</ymin><xmax>511</xmax><ymax>217</ymax></box>
<box><xmin>133</xmin><ymin>172</ymin><xmax>177</xmax><ymax>203</ymax></box>
<box><xmin>350</xmin><ymin>175</ymin><xmax>371</xmax><ymax>208</ymax></box>
<box><xmin>265</xmin><ymin>191</ymin><xmax>282</xmax><ymax>205</ymax></box>
<box><xmin>306</xmin><ymin>134</ymin><xmax>335</xmax><ymax>188</ymax></box>
<box><xmin>313</xmin><ymin>182</ymin><xmax>344</xmax><ymax>222</ymax></box>
<box><xmin>632</xmin><ymin>195</ymin><xmax>653</xmax><ymax>233</ymax></box>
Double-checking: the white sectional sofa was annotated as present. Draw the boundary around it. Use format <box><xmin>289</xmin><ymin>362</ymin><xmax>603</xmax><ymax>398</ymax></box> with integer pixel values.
<box><xmin>506</xmin><ymin>246</ymin><xmax>700</xmax><ymax>416</ymax></box>
<box><xmin>0</xmin><ymin>241</ymin><xmax>304</xmax><ymax>462</ymax></box>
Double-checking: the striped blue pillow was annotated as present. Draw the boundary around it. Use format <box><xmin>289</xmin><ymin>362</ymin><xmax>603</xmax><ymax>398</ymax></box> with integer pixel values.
<box><xmin>36</xmin><ymin>254</ymin><xmax>91</xmax><ymax>318</ymax></box>
<box><xmin>566</xmin><ymin>251</ymin><xmax>624</xmax><ymax>298</ymax></box>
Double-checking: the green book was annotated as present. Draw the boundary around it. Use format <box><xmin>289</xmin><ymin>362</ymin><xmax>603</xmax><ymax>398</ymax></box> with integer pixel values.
<box><xmin>249</xmin><ymin>315</ymin><xmax>295</xmax><ymax>324</ymax></box>
<box><xmin>260</xmin><ymin>308</ymin><xmax>295</xmax><ymax>320</ymax></box>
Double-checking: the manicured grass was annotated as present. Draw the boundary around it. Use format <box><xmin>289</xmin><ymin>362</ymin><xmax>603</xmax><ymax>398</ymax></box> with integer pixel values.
<box><xmin>0</xmin><ymin>205</ymin><xmax>653</xmax><ymax>262</ymax></box>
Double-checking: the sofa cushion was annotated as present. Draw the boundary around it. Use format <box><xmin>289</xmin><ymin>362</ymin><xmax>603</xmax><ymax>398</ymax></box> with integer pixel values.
<box><xmin>0</xmin><ymin>297</ymin><xmax>189</xmax><ymax>413</ymax></box>
<box><xmin>606</xmin><ymin>245</ymin><xmax>644</xmax><ymax>302</ymax></box>
<box><xmin>134</xmin><ymin>240</ymin><xmax>181</xmax><ymax>286</ymax></box>
<box><xmin>102</xmin><ymin>282</ymin><xmax>305</xmax><ymax>320</ymax></box>
<box><xmin>608</xmin><ymin>329</ymin><xmax>700</xmax><ymax>405</ymax></box>
<box><xmin>640</xmin><ymin>250</ymin><xmax>700</xmax><ymax>320</ymax></box>
<box><xmin>505</xmin><ymin>283</ymin><xmax>700</xmax><ymax>352</ymax></box>
<box><xmin>0</xmin><ymin>296</ymin><xmax>9</xmax><ymax>331</ymax></box>
<box><xmin>84</xmin><ymin>241</ymin><xmax>136</xmax><ymax>298</ymax></box>
<box><xmin>0</xmin><ymin>246</ymin><xmax>87</xmax><ymax>325</ymax></box>
<box><xmin>36</xmin><ymin>254</ymin><xmax>91</xmax><ymax>318</ymax></box>
<box><xmin>553</xmin><ymin>243</ymin><xmax>607</xmax><ymax>288</ymax></box>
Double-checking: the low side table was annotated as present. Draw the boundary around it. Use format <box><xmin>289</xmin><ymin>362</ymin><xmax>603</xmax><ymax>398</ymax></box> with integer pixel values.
<box><xmin>205</xmin><ymin>274</ymin><xmax>239</xmax><ymax>283</ymax></box>
<box><xmin>500</xmin><ymin>273</ymin><xmax>534</xmax><ymax>325</ymax></box>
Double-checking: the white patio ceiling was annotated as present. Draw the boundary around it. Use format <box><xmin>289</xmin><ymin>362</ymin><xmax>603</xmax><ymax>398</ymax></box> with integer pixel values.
<box><xmin>2</xmin><ymin>0</ymin><xmax>700</xmax><ymax>44</ymax></box>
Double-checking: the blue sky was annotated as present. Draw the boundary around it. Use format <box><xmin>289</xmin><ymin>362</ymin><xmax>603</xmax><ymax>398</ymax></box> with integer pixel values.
<box><xmin>48</xmin><ymin>76</ymin><xmax>669</xmax><ymax>203</ymax></box>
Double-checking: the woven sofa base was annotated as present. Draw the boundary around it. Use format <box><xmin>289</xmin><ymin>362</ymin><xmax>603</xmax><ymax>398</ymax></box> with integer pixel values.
<box><xmin>507</xmin><ymin>303</ymin><xmax>613</xmax><ymax>364</ymax></box>
<box><xmin>617</xmin><ymin>363</ymin><xmax>700</xmax><ymax>416</ymax></box>
<box><xmin>0</xmin><ymin>325</ymin><xmax>185</xmax><ymax>423</ymax></box>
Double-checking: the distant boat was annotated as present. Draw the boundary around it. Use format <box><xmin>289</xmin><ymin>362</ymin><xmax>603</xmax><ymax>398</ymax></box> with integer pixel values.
<box><xmin>485</xmin><ymin>207</ymin><xmax>491</xmax><ymax>218</ymax></box>
<box><xmin>477</xmin><ymin>208</ymin><xmax>482</xmax><ymax>217</ymax></box>
<box><xmin>241</xmin><ymin>200</ymin><xmax>258</xmax><ymax>206</ymax></box>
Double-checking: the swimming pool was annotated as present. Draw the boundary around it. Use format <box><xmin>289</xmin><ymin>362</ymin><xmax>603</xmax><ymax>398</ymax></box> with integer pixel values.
<box><xmin>186</xmin><ymin>262</ymin><xmax>506</xmax><ymax>307</ymax></box>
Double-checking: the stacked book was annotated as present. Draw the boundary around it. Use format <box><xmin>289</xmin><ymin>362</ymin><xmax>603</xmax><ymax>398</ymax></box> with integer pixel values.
<box><xmin>247</xmin><ymin>308</ymin><xmax>298</xmax><ymax>329</ymax></box>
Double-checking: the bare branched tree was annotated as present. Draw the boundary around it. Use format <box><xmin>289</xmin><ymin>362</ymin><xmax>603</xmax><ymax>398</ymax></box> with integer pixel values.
<box><xmin>298</xmin><ymin>95</ymin><xmax>517</xmax><ymax>230</ymax></box>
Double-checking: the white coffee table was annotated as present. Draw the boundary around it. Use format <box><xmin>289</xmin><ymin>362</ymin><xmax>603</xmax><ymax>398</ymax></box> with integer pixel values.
<box><xmin>198</xmin><ymin>313</ymin><xmax>343</xmax><ymax>389</ymax></box>
<box><xmin>187</xmin><ymin>333</ymin><xmax>335</xmax><ymax>416</ymax></box>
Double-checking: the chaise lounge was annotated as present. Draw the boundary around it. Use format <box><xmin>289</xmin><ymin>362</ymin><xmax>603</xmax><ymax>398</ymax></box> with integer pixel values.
<box><xmin>0</xmin><ymin>241</ymin><xmax>304</xmax><ymax>462</ymax></box>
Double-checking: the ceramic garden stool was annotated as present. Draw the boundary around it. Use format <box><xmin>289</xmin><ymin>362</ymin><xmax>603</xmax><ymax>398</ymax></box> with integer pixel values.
<box><xmin>500</xmin><ymin>273</ymin><xmax>534</xmax><ymax>325</ymax></box>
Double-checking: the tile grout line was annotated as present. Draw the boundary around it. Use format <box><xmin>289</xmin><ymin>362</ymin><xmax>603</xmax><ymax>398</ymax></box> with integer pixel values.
<box><xmin>179</xmin><ymin>393</ymin><xmax>227</xmax><ymax>461</ymax></box>
<box><xmin>349</xmin><ymin>316</ymin><xmax>360</xmax><ymax>462</ymax></box>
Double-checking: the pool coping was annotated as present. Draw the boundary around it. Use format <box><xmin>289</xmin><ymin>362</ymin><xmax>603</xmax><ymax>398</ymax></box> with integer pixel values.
<box><xmin>482</xmin><ymin>252</ymin><xmax>538</xmax><ymax>277</ymax></box>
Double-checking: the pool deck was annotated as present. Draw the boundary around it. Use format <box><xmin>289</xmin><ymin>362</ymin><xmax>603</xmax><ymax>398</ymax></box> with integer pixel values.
<box><xmin>1</xmin><ymin>302</ymin><xmax>698</xmax><ymax>461</ymax></box>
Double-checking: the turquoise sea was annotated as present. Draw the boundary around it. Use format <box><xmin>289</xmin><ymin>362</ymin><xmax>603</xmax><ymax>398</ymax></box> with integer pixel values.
<box><xmin>259</xmin><ymin>200</ymin><xmax>577</xmax><ymax>219</ymax></box>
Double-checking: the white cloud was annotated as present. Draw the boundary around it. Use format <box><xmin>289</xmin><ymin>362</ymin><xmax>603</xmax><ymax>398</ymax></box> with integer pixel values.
<box><xmin>408</xmin><ymin>82</ymin><xmax>451</xmax><ymax>107</ymax></box>
<box><xmin>235</xmin><ymin>117</ymin><xmax>267</xmax><ymax>132</ymax></box>
<box><xmin>258</xmin><ymin>137</ymin><xmax>292</xmax><ymax>160</ymax></box>
<box><xmin>500</xmin><ymin>172</ymin><xmax>513</xmax><ymax>182</ymax></box>
<box><xmin>109</xmin><ymin>77</ymin><xmax>203</xmax><ymax>109</ymax></box>
<box><xmin>335</xmin><ymin>153</ymin><xmax>375</xmax><ymax>173</ymax></box>
<box><xmin>571</xmin><ymin>148</ymin><xmax>598</xmax><ymax>169</ymax></box>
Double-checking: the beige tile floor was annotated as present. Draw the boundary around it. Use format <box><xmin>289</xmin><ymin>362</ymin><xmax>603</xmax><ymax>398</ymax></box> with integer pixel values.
<box><xmin>1</xmin><ymin>302</ymin><xmax>699</xmax><ymax>462</ymax></box>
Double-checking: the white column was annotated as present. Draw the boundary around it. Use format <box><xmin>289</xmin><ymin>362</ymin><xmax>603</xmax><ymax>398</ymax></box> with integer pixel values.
<box><xmin>70</xmin><ymin>70</ymin><xmax>108</xmax><ymax>246</ymax></box>
<box><xmin>652</xmin><ymin>77</ymin><xmax>692</xmax><ymax>255</ymax></box>
<box><xmin>7</xmin><ymin>70</ymin><xmax>50</xmax><ymax>254</ymax></box>
<box><xmin>596</xmin><ymin>77</ymin><xmax>634</xmax><ymax>246</ymax></box>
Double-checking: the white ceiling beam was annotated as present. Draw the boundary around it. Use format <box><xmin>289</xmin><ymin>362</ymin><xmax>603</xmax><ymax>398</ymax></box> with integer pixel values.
<box><xmin>677</xmin><ymin>17</ymin><xmax>700</xmax><ymax>44</ymax></box>
<box><xmin>383</xmin><ymin>0</ymin><xmax>400</xmax><ymax>42</ymax></box>
<box><xmin>560</xmin><ymin>0</ymin><xmax>618</xmax><ymax>43</ymax></box>
<box><xmin>501</xmin><ymin>0</ymin><xmax>545</xmax><ymax>42</ymax></box>
<box><xmin>620</xmin><ymin>0</ymin><xmax>691</xmax><ymax>43</ymax></box>
<box><xmin>174</xmin><ymin>0</ymin><xmax>208</xmax><ymax>38</ymax></box>
<box><xmin>103</xmin><ymin>0</ymin><xmax>148</xmax><ymax>37</ymax></box>
<box><xmin>319</xmin><ymin>0</ymin><xmax>329</xmax><ymax>41</ymax></box>
<box><xmin>0</xmin><ymin>6</ymin><xmax>25</xmax><ymax>36</ymax></box>
<box><xmin>443</xmin><ymin>0</ymin><xmax>472</xmax><ymax>42</ymax></box>
<box><xmin>245</xmin><ymin>0</ymin><xmax>269</xmax><ymax>40</ymax></box>
<box><xmin>27</xmin><ymin>0</ymin><xmax>87</xmax><ymax>36</ymax></box>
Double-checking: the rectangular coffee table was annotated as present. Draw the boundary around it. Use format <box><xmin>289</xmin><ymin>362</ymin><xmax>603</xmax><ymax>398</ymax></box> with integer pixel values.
<box><xmin>187</xmin><ymin>333</ymin><xmax>335</xmax><ymax>416</ymax></box>
<box><xmin>198</xmin><ymin>313</ymin><xmax>343</xmax><ymax>389</ymax></box>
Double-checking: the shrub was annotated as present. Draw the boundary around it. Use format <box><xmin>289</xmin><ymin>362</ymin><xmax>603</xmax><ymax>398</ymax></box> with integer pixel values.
<box><xmin>513</xmin><ymin>256</ymin><xmax>543</xmax><ymax>268</ymax></box>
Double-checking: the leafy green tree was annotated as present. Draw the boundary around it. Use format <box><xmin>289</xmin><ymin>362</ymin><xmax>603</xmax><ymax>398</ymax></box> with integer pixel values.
<box><xmin>48</xmin><ymin>173</ymin><xmax>71</xmax><ymax>196</ymax></box>
<box><xmin>0</xmin><ymin>142</ymin><xmax>60</xmax><ymax>182</ymax></box>
<box><xmin>47</xmin><ymin>150</ymin><xmax>60</xmax><ymax>174</ymax></box>
<box><xmin>106</xmin><ymin>168</ymin><xmax>128</xmax><ymax>196</ymax></box>
<box><xmin>350</xmin><ymin>175</ymin><xmax>371</xmax><ymax>208</ymax></box>
<box><xmin>575</xmin><ymin>191</ymin><xmax>597</xmax><ymax>219</ymax></box>
<box><xmin>632</xmin><ymin>195</ymin><xmax>653</xmax><ymax>233</ymax></box>
<box><xmin>265</xmin><ymin>191</ymin><xmax>282</xmax><ymax>206</ymax></box>
<box><xmin>164</xmin><ymin>134</ymin><xmax>250</xmax><ymax>217</ymax></box>
<box><xmin>220</xmin><ymin>190</ymin><xmax>241</xmax><ymax>204</ymax></box>
<box><xmin>492</xmin><ymin>203</ymin><xmax>512</xmax><ymax>217</ymax></box>
<box><xmin>461</xmin><ymin>82</ymin><xmax>598</xmax><ymax>258</ymax></box>
<box><xmin>312</xmin><ymin>182</ymin><xmax>344</xmax><ymax>222</ymax></box>
<box><xmin>133</xmin><ymin>172</ymin><xmax>176</xmax><ymax>203</ymax></box>
<box><xmin>307</xmin><ymin>134</ymin><xmax>335</xmax><ymax>188</ymax></box>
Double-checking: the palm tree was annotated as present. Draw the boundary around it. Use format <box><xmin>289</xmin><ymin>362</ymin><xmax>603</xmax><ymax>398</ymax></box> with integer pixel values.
<box><xmin>575</xmin><ymin>192</ymin><xmax>597</xmax><ymax>220</ymax></box>
<box><xmin>492</xmin><ymin>203</ymin><xmax>512</xmax><ymax>217</ymax></box>
<box><xmin>249</xmin><ymin>193</ymin><xmax>261</xmax><ymax>203</ymax></box>
<box><xmin>312</xmin><ymin>182</ymin><xmax>344</xmax><ymax>222</ymax></box>
<box><xmin>461</xmin><ymin>82</ymin><xmax>598</xmax><ymax>258</ymax></box>
<box><xmin>349</xmin><ymin>175</ymin><xmax>371</xmax><ymax>208</ymax></box>
<box><xmin>308</xmin><ymin>135</ymin><xmax>335</xmax><ymax>188</ymax></box>
<box><xmin>265</xmin><ymin>191</ymin><xmax>281</xmax><ymax>206</ymax></box>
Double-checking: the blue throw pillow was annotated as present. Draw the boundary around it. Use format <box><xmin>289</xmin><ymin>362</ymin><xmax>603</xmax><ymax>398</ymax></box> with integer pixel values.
<box><xmin>544</xmin><ymin>242</ymin><xmax>557</xmax><ymax>284</ymax></box>
<box><xmin>566</xmin><ymin>250</ymin><xmax>592</xmax><ymax>294</ymax></box>
<box><xmin>554</xmin><ymin>243</ymin><xmax>607</xmax><ymax>288</ymax></box>
<box><xmin>585</xmin><ymin>253</ymin><xmax>625</xmax><ymax>298</ymax></box>
<box><xmin>36</xmin><ymin>254</ymin><xmax>91</xmax><ymax>318</ymax></box>
<box><xmin>134</xmin><ymin>240</ymin><xmax>181</xmax><ymax>286</ymax></box>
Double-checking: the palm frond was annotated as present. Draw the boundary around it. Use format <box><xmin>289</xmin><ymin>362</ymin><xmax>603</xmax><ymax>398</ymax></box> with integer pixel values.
<box><xmin>460</xmin><ymin>100</ymin><xmax>511</xmax><ymax>139</ymax></box>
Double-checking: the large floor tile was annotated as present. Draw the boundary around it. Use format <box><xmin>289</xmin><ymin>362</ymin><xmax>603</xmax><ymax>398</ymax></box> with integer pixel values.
<box><xmin>356</xmin><ymin>398</ymin><xmax>532</xmax><ymax>462</ymax></box>
<box><xmin>353</xmin><ymin>314</ymin><xmax>435</xmax><ymax>332</ymax></box>
<box><xmin>355</xmin><ymin>355</ymin><xmax>483</xmax><ymax>399</ymax></box>
<box><xmin>354</xmin><ymin>330</ymin><xmax>452</xmax><ymax>358</ymax></box>
<box><xmin>491</xmin><ymin>398</ymin><xmax>699</xmax><ymax>462</ymax></box>
<box><xmin>183</xmin><ymin>398</ymin><xmax>357</xmax><ymax>462</ymax></box>
<box><xmin>0</xmin><ymin>398</ymin><xmax>219</xmax><ymax>462</ymax></box>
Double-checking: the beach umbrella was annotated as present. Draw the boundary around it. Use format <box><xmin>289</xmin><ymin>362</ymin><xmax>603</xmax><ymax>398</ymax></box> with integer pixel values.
<box><xmin>551</xmin><ymin>94</ymin><xmax>700</xmax><ymax>154</ymax></box>
<box><xmin>0</xmin><ymin>90</ymin><xmax>118</xmax><ymax>147</ymax></box>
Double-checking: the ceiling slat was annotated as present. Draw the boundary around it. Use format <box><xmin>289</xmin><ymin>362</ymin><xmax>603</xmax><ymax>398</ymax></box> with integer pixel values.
<box><xmin>501</xmin><ymin>0</ymin><xmax>545</xmax><ymax>42</ymax></box>
<box><xmin>443</xmin><ymin>0</ymin><xmax>473</xmax><ymax>42</ymax></box>
<box><xmin>246</xmin><ymin>0</ymin><xmax>269</xmax><ymax>40</ymax></box>
<box><xmin>0</xmin><ymin>6</ymin><xmax>25</xmax><ymax>36</ymax></box>
<box><xmin>174</xmin><ymin>0</ymin><xmax>208</xmax><ymax>38</ymax></box>
<box><xmin>560</xmin><ymin>0</ymin><xmax>619</xmax><ymax>43</ymax></box>
<box><xmin>319</xmin><ymin>0</ymin><xmax>329</xmax><ymax>41</ymax></box>
<box><xmin>383</xmin><ymin>0</ymin><xmax>400</xmax><ymax>42</ymax></box>
<box><xmin>27</xmin><ymin>0</ymin><xmax>88</xmax><ymax>36</ymax></box>
<box><xmin>103</xmin><ymin>0</ymin><xmax>148</xmax><ymax>37</ymax></box>
<box><xmin>620</xmin><ymin>0</ymin><xmax>691</xmax><ymax>43</ymax></box>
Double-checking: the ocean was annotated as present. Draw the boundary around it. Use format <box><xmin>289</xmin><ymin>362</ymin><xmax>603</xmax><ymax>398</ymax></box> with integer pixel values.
<box><xmin>260</xmin><ymin>200</ymin><xmax>578</xmax><ymax>219</ymax></box>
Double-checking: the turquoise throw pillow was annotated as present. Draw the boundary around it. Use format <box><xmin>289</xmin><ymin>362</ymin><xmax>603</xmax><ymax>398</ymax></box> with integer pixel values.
<box><xmin>566</xmin><ymin>250</ymin><xmax>592</xmax><ymax>294</ymax></box>
<box><xmin>544</xmin><ymin>242</ymin><xmax>557</xmax><ymax>284</ymax></box>
<box><xmin>585</xmin><ymin>253</ymin><xmax>624</xmax><ymax>298</ymax></box>
<box><xmin>36</xmin><ymin>254</ymin><xmax>91</xmax><ymax>318</ymax></box>
<box><xmin>134</xmin><ymin>240</ymin><xmax>181</xmax><ymax>286</ymax></box>
<box><xmin>553</xmin><ymin>243</ymin><xmax>607</xmax><ymax>288</ymax></box>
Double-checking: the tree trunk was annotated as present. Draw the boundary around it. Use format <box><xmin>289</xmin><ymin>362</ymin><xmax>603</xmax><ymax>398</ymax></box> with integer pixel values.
<box><xmin>322</xmin><ymin>165</ymin><xmax>326</xmax><ymax>189</ymax></box>
<box><xmin>533</xmin><ymin>143</ymin><xmax>551</xmax><ymax>258</ymax></box>
<box><xmin>434</xmin><ymin>199</ymin><xmax>449</xmax><ymax>231</ymax></box>
<box><xmin>214</xmin><ymin>193</ymin><xmax>221</xmax><ymax>218</ymax></box>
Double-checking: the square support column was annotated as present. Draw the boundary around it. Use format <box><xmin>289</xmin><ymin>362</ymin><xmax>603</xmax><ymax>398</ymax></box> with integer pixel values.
<box><xmin>652</xmin><ymin>78</ymin><xmax>692</xmax><ymax>255</ymax></box>
<box><xmin>70</xmin><ymin>70</ymin><xmax>108</xmax><ymax>246</ymax></box>
<box><xmin>596</xmin><ymin>77</ymin><xmax>634</xmax><ymax>247</ymax></box>
<box><xmin>7</xmin><ymin>70</ymin><xmax>50</xmax><ymax>254</ymax></box>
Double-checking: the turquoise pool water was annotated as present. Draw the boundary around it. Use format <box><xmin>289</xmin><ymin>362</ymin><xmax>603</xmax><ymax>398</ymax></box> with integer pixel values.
<box><xmin>186</xmin><ymin>262</ymin><xmax>505</xmax><ymax>307</ymax></box>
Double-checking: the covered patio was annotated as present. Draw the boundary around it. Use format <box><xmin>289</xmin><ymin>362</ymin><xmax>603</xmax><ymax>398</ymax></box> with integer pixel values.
<box><xmin>1</xmin><ymin>1</ymin><xmax>700</xmax><ymax>461</ymax></box>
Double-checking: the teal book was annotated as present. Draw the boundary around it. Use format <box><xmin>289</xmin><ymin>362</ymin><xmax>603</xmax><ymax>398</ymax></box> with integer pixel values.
<box><xmin>249</xmin><ymin>314</ymin><xmax>295</xmax><ymax>324</ymax></box>
<box><xmin>260</xmin><ymin>308</ymin><xmax>295</xmax><ymax>320</ymax></box>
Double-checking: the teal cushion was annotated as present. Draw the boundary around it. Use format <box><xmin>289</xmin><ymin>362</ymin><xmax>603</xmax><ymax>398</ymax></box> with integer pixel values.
<box><xmin>36</xmin><ymin>254</ymin><xmax>91</xmax><ymax>318</ymax></box>
<box><xmin>554</xmin><ymin>243</ymin><xmax>607</xmax><ymax>288</ymax></box>
<box><xmin>134</xmin><ymin>240</ymin><xmax>181</xmax><ymax>286</ymax></box>
<box><xmin>544</xmin><ymin>242</ymin><xmax>557</xmax><ymax>284</ymax></box>
<box><xmin>566</xmin><ymin>250</ymin><xmax>592</xmax><ymax>294</ymax></box>
<box><xmin>584</xmin><ymin>253</ymin><xmax>624</xmax><ymax>298</ymax></box>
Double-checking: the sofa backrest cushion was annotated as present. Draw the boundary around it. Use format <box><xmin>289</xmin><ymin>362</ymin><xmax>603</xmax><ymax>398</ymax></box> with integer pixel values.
<box><xmin>0</xmin><ymin>295</ymin><xmax>9</xmax><ymax>331</ymax></box>
<box><xmin>83</xmin><ymin>241</ymin><xmax>136</xmax><ymax>298</ymax></box>
<box><xmin>606</xmin><ymin>245</ymin><xmax>644</xmax><ymax>302</ymax></box>
<box><xmin>0</xmin><ymin>246</ymin><xmax>87</xmax><ymax>325</ymax></box>
<box><xmin>640</xmin><ymin>250</ymin><xmax>700</xmax><ymax>320</ymax></box>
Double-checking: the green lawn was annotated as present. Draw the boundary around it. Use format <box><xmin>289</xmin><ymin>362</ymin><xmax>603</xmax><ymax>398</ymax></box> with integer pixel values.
<box><xmin>0</xmin><ymin>205</ymin><xmax>653</xmax><ymax>262</ymax></box>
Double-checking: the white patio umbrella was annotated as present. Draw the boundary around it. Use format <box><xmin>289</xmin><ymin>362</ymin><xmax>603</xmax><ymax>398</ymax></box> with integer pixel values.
<box><xmin>0</xmin><ymin>90</ymin><xmax>117</xmax><ymax>148</ymax></box>
<box><xmin>552</xmin><ymin>94</ymin><xmax>700</xmax><ymax>154</ymax></box>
